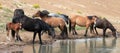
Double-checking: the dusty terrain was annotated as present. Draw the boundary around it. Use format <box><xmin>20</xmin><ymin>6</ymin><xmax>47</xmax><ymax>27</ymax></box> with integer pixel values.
<box><xmin>0</xmin><ymin>0</ymin><xmax>120</xmax><ymax>51</ymax></box>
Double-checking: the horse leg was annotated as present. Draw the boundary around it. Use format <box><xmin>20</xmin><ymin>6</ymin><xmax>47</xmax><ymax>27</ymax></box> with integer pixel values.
<box><xmin>89</xmin><ymin>24</ymin><xmax>94</xmax><ymax>34</ymax></box>
<box><xmin>18</xmin><ymin>36</ymin><xmax>23</xmax><ymax>41</ymax></box>
<box><xmin>84</xmin><ymin>25</ymin><xmax>89</xmax><ymax>37</ymax></box>
<box><xmin>33</xmin><ymin>32</ymin><xmax>37</xmax><ymax>44</ymax></box>
<box><xmin>73</xmin><ymin>26</ymin><xmax>78</xmax><ymax>35</ymax></box>
<box><xmin>71</xmin><ymin>24</ymin><xmax>78</xmax><ymax>35</ymax></box>
<box><xmin>6</xmin><ymin>29</ymin><xmax>11</xmax><ymax>41</ymax></box>
<box><xmin>94</xmin><ymin>27</ymin><xmax>98</xmax><ymax>35</ymax></box>
<box><xmin>103</xmin><ymin>28</ymin><xmax>107</xmax><ymax>38</ymax></box>
<box><xmin>63</xmin><ymin>26</ymin><xmax>68</xmax><ymax>38</ymax></box>
<box><xmin>59</xmin><ymin>26</ymin><xmax>64</xmax><ymax>38</ymax></box>
<box><xmin>15</xmin><ymin>30</ymin><xmax>19</xmax><ymax>41</ymax></box>
<box><xmin>16</xmin><ymin>30</ymin><xmax>23</xmax><ymax>41</ymax></box>
<box><xmin>11</xmin><ymin>30</ymin><xmax>15</xmax><ymax>41</ymax></box>
<box><xmin>38</xmin><ymin>32</ymin><xmax>42</xmax><ymax>44</ymax></box>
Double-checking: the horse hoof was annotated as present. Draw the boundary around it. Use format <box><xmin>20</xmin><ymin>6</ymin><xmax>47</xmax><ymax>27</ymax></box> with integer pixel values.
<box><xmin>84</xmin><ymin>35</ymin><xmax>87</xmax><ymax>37</ymax></box>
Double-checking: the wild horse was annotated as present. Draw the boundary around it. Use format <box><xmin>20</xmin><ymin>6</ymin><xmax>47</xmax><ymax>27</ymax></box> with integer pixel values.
<box><xmin>41</xmin><ymin>10</ymin><xmax>70</xmax><ymax>24</ymax></box>
<box><xmin>91</xmin><ymin>18</ymin><xmax>118</xmax><ymax>38</ymax></box>
<box><xmin>6</xmin><ymin>22</ymin><xmax>22</xmax><ymax>41</ymax></box>
<box><xmin>69</xmin><ymin>15</ymin><xmax>97</xmax><ymax>37</ymax></box>
<box><xmin>32</xmin><ymin>10</ymin><xmax>68</xmax><ymax>39</ymax></box>
<box><xmin>12</xmin><ymin>9</ymin><xmax>55</xmax><ymax>44</ymax></box>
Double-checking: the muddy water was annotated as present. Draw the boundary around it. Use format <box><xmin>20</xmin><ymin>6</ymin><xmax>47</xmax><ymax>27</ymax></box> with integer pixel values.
<box><xmin>0</xmin><ymin>38</ymin><xmax>120</xmax><ymax>53</ymax></box>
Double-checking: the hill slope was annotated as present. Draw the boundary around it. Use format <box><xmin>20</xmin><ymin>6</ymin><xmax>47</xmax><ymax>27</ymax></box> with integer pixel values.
<box><xmin>0</xmin><ymin>0</ymin><xmax>120</xmax><ymax>32</ymax></box>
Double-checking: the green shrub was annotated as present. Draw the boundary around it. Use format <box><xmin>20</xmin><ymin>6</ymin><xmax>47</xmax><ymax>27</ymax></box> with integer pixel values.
<box><xmin>33</xmin><ymin>4</ymin><xmax>40</xmax><ymax>9</ymax></box>
<box><xmin>77</xmin><ymin>10</ymin><xmax>82</xmax><ymax>14</ymax></box>
<box><xmin>2</xmin><ymin>8</ymin><xmax>12</xmax><ymax>13</ymax></box>
<box><xmin>56</xmin><ymin>11</ymin><xmax>62</xmax><ymax>14</ymax></box>
<box><xmin>0</xmin><ymin>3</ymin><xmax>2</xmax><ymax>9</ymax></box>
<box><xmin>75</xmin><ymin>26</ymin><xmax>86</xmax><ymax>30</ymax></box>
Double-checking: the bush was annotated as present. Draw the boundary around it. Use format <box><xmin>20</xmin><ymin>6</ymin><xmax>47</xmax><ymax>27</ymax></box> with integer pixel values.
<box><xmin>0</xmin><ymin>3</ymin><xmax>2</xmax><ymax>9</ymax></box>
<box><xmin>77</xmin><ymin>10</ymin><xmax>82</xmax><ymax>14</ymax></box>
<box><xmin>56</xmin><ymin>11</ymin><xmax>61</xmax><ymax>14</ymax></box>
<box><xmin>33</xmin><ymin>4</ymin><xmax>40</xmax><ymax>9</ymax></box>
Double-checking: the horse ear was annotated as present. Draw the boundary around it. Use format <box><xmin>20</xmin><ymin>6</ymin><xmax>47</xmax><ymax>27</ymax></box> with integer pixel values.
<box><xmin>38</xmin><ymin>10</ymin><xmax>41</xmax><ymax>12</ymax></box>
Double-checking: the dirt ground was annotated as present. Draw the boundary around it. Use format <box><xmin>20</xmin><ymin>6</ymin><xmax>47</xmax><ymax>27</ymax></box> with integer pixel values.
<box><xmin>0</xmin><ymin>23</ymin><xmax>119</xmax><ymax>52</ymax></box>
<box><xmin>0</xmin><ymin>0</ymin><xmax>120</xmax><ymax>51</ymax></box>
<box><xmin>0</xmin><ymin>25</ymin><xmax>120</xmax><ymax>44</ymax></box>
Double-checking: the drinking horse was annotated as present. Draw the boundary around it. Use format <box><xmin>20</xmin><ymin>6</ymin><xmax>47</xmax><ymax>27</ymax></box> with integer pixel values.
<box><xmin>12</xmin><ymin>9</ymin><xmax>55</xmax><ymax>44</ymax></box>
<box><xmin>32</xmin><ymin>10</ymin><xmax>68</xmax><ymax>39</ymax></box>
<box><xmin>92</xmin><ymin>18</ymin><xmax>118</xmax><ymax>38</ymax></box>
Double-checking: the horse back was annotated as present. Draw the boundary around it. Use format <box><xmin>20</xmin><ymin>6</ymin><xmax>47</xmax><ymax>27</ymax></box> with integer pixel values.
<box><xmin>44</xmin><ymin>17</ymin><xmax>66</xmax><ymax>27</ymax></box>
<box><xmin>6</xmin><ymin>22</ymin><xmax>21</xmax><ymax>31</ymax></box>
<box><xmin>70</xmin><ymin>15</ymin><xmax>87</xmax><ymax>26</ymax></box>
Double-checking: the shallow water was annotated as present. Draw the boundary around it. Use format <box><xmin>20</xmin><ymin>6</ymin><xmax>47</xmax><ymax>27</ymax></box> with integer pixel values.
<box><xmin>1</xmin><ymin>38</ymin><xmax>120</xmax><ymax>53</ymax></box>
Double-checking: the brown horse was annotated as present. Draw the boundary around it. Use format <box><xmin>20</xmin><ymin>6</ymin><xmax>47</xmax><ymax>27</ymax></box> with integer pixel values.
<box><xmin>6</xmin><ymin>22</ymin><xmax>22</xmax><ymax>41</ymax></box>
<box><xmin>69</xmin><ymin>15</ymin><xmax>97</xmax><ymax>37</ymax></box>
<box><xmin>91</xmin><ymin>17</ymin><xmax>118</xmax><ymax>38</ymax></box>
<box><xmin>32</xmin><ymin>10</ymin><xmax>68</xmax><ymax>38</ymax></box>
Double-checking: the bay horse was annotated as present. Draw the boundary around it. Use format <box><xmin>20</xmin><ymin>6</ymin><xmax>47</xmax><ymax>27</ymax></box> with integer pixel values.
<box><xmin>92</xmin><ymin>17</ymin><xmax>118</xmax><ymax>38</ymax></box>
<box><xmin>12</xmin><ymin>9</ymin><xmax>55</xmax><ymax>44</ymax></box>
<box><xmin>6</xmin><ymin>22</ymin><xmax>22</xmax><ymax>41</ymax></box>
<box><xmin>41</xmin><ymin>10</ymin><xmax>70</xmax><ymax>24</ymax></box>
<box><xmin>69</xmin><ymin>15</ymin><xmax>97</xmax><ymax>37</ymax></box>
<box><xmin>32</xmin><ymin>10</ymin><xmax>68</xmax><ymax>39</ymax></box>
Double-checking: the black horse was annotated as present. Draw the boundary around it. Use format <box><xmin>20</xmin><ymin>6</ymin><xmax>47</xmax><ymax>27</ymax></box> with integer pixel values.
<box><xmin>91</xmin><ymin>17</ymin><xmax>118</xmax><ymax>38</ymax></box>
<box><xmin>12</xmin><ymin>9</ymin><xmax>55</xmax><ymax>44</ymax></box>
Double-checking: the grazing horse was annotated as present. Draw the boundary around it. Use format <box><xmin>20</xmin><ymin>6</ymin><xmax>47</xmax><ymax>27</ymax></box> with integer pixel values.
<box><xmin>92</xmin><ymin>18</ymin><xmax>118</xmax><ymax>38</ymax></box>
<box><xmin>6</xmin><ymin>22</ymin><xmax>22</xmax><ymax>41</ymax></box>
<box><xmin>69</xmin><ymin>15</ymin><xmax>97</xmax><ymax>37</ymax></box>
<box><xmin>32</xmin><ymin>10</ymin><xmax>68</xmax><ymax>39</ymax></box>
<box><xmin>12</xmin><ymin>9</ymin><xmax>55</xmax><ymax>44</ymax></box>
<box><xmin>41</xmin><ymin>10</ymin><xmax>70</xmax><ymax>24</ymax></box>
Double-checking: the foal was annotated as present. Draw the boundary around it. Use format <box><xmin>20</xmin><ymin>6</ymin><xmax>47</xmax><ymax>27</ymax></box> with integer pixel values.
<box><xmin>6</xmin><ymin>22</ymin><xmax>22</xmax><ymax>41</ymax></box>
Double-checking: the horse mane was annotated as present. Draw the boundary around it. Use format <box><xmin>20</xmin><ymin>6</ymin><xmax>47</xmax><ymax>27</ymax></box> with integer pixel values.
<box><xmin>103</xmin><ymin>18</ymin><xmax>116</xmax><ymax>31</ymax></box>
<box><xmin>87</xmin><ymin>16</ymin><xmax>93</xmax><ymax>20</ymax></box>
<box><xmin>42</xmin><ymin>10</ymin><xmax>50</xmax><ymax>14</ymax></box>
<box><xmin>14</xmin><ymin>9</ymin><xmax>24</xmax><ymax>17</ymax></box>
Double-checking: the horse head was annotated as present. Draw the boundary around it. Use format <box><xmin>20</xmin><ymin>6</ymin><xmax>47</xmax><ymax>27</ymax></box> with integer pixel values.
<box><xmin>112</xmin><ymin>29</ymin><xmax>118</xmax><ymax>38</ymax></box>
<box><xmin>14</xmin><ymin>9</ymin><xmax>24</xmax><ymax>18</ymax></box>
<box><xmin>32</xmin><ymin>10</ymin><xmax>41</xmax><ymax>18</ymax></box>
<box><xmin>48</xmin><ymin>27</ymin><xmax>55</xmax><ymax>38</ymax></box>
<box><xmin>32</xmin><ymin>10</ymin><xmax>49</xmax><ymax>18</ymax></box>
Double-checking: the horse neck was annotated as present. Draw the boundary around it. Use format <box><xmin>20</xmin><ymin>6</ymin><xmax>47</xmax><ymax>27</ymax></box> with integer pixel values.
<box><xmin>108</xmin><ymin>23</ymin><xmax>116</xmax><ymax>32</ymax></box>
<box><xmin>40</xmin><ymin>16</ymin><xmax>49</xmax><ymax>21</ymax></box>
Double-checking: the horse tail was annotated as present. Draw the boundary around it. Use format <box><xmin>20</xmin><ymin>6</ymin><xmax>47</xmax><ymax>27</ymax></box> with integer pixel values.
<box><xmin>66</xmin><ymin>16</ymin><xmax>69</xmax><ymax>24</ymax></box>
<box><xmin>6</xmin><ymin>24</ymin><xmax>9</xmax><ymax>31</ymax></box>
<box><xmin>69</xmin><ymin>19</ymin><xmax>71</xmax><ymax>33</ymax></box>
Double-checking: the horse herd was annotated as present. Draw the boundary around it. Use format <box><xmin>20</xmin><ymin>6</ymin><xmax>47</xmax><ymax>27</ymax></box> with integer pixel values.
<box><xmin>6</xmin><ymin>9</ymin><xmax>118</xmax><ymax>44</ymax></box>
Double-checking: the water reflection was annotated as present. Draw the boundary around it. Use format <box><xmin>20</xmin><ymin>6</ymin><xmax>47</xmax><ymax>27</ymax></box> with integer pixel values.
<box><xmin>83</xmin><ymin>38</ymin><xmax>117</xmax><ymax>53</ymax></box>
<box><xmin>0</xmin><ymin>38</ymin><xmax>118</xmax><ymax>53</ymax></box>
<box><xmin>59</xmin><ymin>40</ymin><xmax>75</xmax><ymax>53</ymax></box>
<box><xmin>32</xmin><ymin>44</ymin><xmax>52</xmax><ymax>53</ymax></box>
<box><xmin>31</xmin><ymin>38</ymin><xmax>117</xmax><ymax>53</ymax></box>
